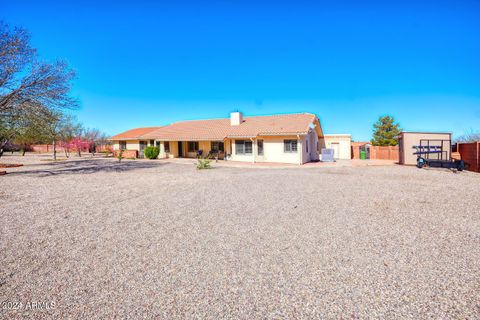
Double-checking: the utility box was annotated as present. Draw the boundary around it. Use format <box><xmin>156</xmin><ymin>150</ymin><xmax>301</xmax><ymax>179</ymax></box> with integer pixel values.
<box><xmin>321</xmin><ymin>148</ymin><xmax>335</xmax><ymax>162</ymax></box>
<box><xmin>398</xmin><ymin>132</ymin><xmax>452</xmax><ymax>165</ymax></box>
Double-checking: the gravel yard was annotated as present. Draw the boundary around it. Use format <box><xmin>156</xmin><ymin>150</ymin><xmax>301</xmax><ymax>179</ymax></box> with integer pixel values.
<box><xmin>1</xmin><ymin>155</ymin><xmax>479</xmax><ymax>319</ymax></box>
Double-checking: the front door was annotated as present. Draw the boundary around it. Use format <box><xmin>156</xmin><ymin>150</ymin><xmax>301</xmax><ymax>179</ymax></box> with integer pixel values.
<box><xmin>178</xmin><ymin>141</ymin><xmax>183</xmax><ymax>157</ymax></box>
<box><xmin>139</xmin><ymin>141</ymin><xmax>147</xmax><ymax>158</ymax></box>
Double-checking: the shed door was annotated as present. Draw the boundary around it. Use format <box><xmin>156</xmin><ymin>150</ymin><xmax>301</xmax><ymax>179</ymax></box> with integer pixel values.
<box><xmin>331</xmin><ymin>142</ymin><xmax>340</xmax><ymax>159</ymax></box>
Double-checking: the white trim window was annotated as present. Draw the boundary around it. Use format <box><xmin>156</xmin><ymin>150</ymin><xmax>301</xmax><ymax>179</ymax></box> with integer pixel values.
<box><xmin>211</xmin><ymin>141</ymin><xmax>224</xmax><ymax>152</ymax></box>
<box><xmin>284</xmin><ymin>139</ymin><xmax>298</xmax><ymax>153</ymax></box>
<box><xmin>119</xmin><ymin>141</ymin><xmax>127</xmax><ymax>150</ymax></box>
<box><xmin>235</xmin><ymin>140</ymin><xmax>252</xmax><ymax>155</ymax></box>
<box><xmin>187</xmin><ymin>141</ymin><xmax>199</xmax><ymax>152</ymax></box>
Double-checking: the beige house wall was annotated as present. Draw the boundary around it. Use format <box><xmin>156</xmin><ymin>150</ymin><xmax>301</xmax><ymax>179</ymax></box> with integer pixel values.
<box><xmin>301</xmin><ymin>129</ymin><xmax>320</xmax><ymax>163</ymax></box>
<box><xmin>398</xmin><ymin>132</ymin><xmax>451</xmax><ymax>165</ymax></box>
<box><xmin>112</xmin><ymin>140</ymin><xmax>141</xmax><ymax>151</ymax></box>
<box><xmin>260</xmin><ymin>136</ymin><xmax>302</xmax><ymax>164</ymax></box>
<box><xmin>229</xmin><ymin>135</ymin><xmax>316</xmax><ymax>164</ymax></box>
<box><xmin>324</xmin><ymin>134</ymin><xmax>352</xmax><ymax>160</ymax></box>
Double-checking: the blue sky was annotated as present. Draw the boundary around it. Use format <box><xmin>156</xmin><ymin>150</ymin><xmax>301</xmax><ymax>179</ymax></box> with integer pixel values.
<box><xmin>3</xmin><ymin>0</ymin><xmax>480</xmax><ymax>141</ymax></box>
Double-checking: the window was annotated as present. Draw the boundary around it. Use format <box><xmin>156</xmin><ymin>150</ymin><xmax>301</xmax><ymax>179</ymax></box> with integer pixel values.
<box><xmin>306</xmin><ymin>139</ymin><xmax>309</xmax><ymax>153</ymax></box>
<box><xmin>164</xmin><ymin>141</ymin><xmax>170</xmax><ymax>153</ymax></box>
<box><xmin>150</xmin><ymin>140</ymin><xmax>155</xmax><ymax>146</ymax></box>
<box><xmin>284</xmin><ymin>139</ymin><xmax>298</xmax><ymax>153</ymax></box>
<box><xmin>257</xmin><ymin>140</ymin><xmax>264</xmax><ymax>156</ymax></box>
<box><xmin>119</xmin><ymin>141</ymin><xmax>127</xmax><ymax>150</ymax></box>
<box><xmin>235</xmin><ymin>140</ymin><xmax>252</xmax><ymax>155</ymax></box>
<box><xmin>155</xmin><ymin>141</ymin><xmax>160</xmax><ymax>148</ymax></box>
<box><xmin>187</xmin><ymin>141</ymin><xmax>199</xmax><ymax>152</ymax></box>
<box><xmin>211</xmin><ymin>141</ymin><xmax>224</xmax><ymax>152</ymax></box>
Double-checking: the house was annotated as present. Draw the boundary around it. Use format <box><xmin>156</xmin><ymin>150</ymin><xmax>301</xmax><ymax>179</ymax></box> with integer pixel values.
<box><xmin>109</xmin><ymin>112</ymin><xmax>325</xmax><ymax>164</ymax></box>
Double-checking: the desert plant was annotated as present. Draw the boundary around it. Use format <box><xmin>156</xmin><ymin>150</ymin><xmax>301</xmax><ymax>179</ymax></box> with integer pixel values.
<box><xmin>196</xmin><ymin>158</ymin><xmax>211</xmax><ymax>170</ymax></box>
<box><xmin>144</xmin><ymin>146</ymin><xmax>160</xmax><ymax>159</ymax></box>
<box><xmin>117</xmin><ymin>149</ymin><xmax>124</xmax><ymax>162</ymax></box>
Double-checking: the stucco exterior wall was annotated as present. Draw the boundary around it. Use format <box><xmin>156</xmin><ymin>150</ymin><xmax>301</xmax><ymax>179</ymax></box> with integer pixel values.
<box><xmin>169</xmin><ymin>142</ymin><xmax>179</xmax><ymax>158</ymax></box>
<box><xmin>260</xmin><ymin>136</ymin><xmax>302</xmax><ymax>164</ymax></box>
<box><xmin>229</xmin><ymin>136</ymin><xmax>314</xmax><ymax>164</ymax></box>
<box><xmin>112</xmin><ymin>140</ymin><xmax>141</xmax><ymax>151</ymax></box>
<box><xmin>301</xmin><ymin>130</ymin><xmax>320</xmax><ymax>163</ymax></box>
<box><xmin>324</xmin><ymin>135</ymin><xmax>352</xmax><ymax>160</ymax></box>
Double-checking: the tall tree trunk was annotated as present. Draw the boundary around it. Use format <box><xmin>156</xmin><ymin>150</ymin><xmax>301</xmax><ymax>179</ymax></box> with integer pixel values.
<box><xmin>0</xmin><ymin>140</ymin><xmax>7</xmax><ymax>159</ymax></box>
<box><xmin>53</xmin><ymin>139</ymin><xmax>57</xmax><ymax>161</ymax></box>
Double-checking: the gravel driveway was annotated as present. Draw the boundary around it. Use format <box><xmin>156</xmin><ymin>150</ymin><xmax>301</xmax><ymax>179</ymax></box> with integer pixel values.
<box><xmin>1</xmin><ymin>156</ymin><xmax>479</xmax><ymax>319</ymax></box>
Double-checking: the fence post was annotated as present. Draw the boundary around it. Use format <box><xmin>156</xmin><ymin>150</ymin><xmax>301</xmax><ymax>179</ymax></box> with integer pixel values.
<box><xmin>477</xmin><ymin>141</ymin><xmax>480</xmax><ymax>172</ymax></box>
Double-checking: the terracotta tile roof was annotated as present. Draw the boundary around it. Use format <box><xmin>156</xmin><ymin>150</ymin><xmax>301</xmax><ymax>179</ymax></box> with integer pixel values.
<box><xmin>109</xmin><ymin>127</ymin><xmax>163</xmax><ymax>140</ymax></box>
<box><xmin>140</xmin><ymin>113</ymin><xmax>319</xmax><ymax>141</ymax></box>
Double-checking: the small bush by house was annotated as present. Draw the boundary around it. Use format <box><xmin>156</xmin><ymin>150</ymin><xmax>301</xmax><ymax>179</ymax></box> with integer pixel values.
<box><xmin>144</xmin><ymin>146</ymin><xmax>160</xmax><ymax>159</ymax></box>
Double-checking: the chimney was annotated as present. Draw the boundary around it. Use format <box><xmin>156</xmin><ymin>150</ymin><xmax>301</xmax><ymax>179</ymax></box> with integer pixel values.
<box><xmin>230</xmin><ymin>111</ymin><xmax>243</xmax><ymax>126</ymax></box>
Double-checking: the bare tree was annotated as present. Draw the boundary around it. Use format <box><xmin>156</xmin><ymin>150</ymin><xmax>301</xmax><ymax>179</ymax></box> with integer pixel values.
<box><xmin>58</xmin><ymin>115</ymin><xmax>82</xmax><ymax>158</ymax></box>
<box><xmin>455</xmin><ymin>130</ymin><xmax>480</xmax><ymax>143</ymax></box>
<box><xmin>0</xmin><ymin>21</ymin><xmax>78</xmax><ymax>155</ymax></box>
<box><xmin>83</xmin><ymin>128</ymin><xmax>102</xmax><ymax>156</ymax></box>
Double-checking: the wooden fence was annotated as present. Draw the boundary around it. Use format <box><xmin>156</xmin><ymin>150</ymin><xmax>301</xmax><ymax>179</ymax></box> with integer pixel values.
<box><xmin>30</xmin><ymin>144</ymin><xmax>111</xmax><ymax>153</ymax></box>
<box><xmin>352</xmin><ymin>144</ymin><xmax>399</xmax><ymax>161</ymax></box>
<box><xmin>457</xmin><ymin>142</ymin><xmax>480</xmax><ymax>173</ymax></box>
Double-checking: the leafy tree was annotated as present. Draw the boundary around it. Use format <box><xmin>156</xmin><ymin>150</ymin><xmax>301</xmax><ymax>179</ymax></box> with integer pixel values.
<box><xmin>35</xmin><ymin>108</ymin><xmax>72</xmax><ymax>161</ymax></box>
<box><xmin>13</xmin><ymin>110</ymin><xmax>47</xmax><ymax>155</ymax></box>
<box><xmin>371</xmin><ymin>115</ymin><xmax>401</xmax><ymax>146</ymax></box>
<box><xmin>69</xmin><ymin>136</ymin><xmax>90</xmax><ymax>157</ymax></box>
<box><xmin>1</xmin><ymin>103</ymin><xmax>48</xmax><ymax>156</ymax></box>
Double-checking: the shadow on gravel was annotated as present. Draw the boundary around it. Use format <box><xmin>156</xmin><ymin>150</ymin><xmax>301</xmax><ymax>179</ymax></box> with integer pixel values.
<box><xmin>7</xmin><ymin>159</ymin><xmax>166</xmax><ymax>177</ymax></box>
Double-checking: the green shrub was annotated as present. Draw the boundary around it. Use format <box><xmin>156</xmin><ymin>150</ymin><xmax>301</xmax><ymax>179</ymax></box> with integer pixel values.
<box><xmin>144</xmin><ymin>146</ymin><xmax>160</xmax><ymax>159</ymax></box>
<box><xmin>117</xmin><ymin>149</ymin><xmax>124</xmax><ymax>162</ymax></box>
<box><xmin>196</xmin><ymin>158</ymin><xmax>211</xmax><ymax>170</ymax></box>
